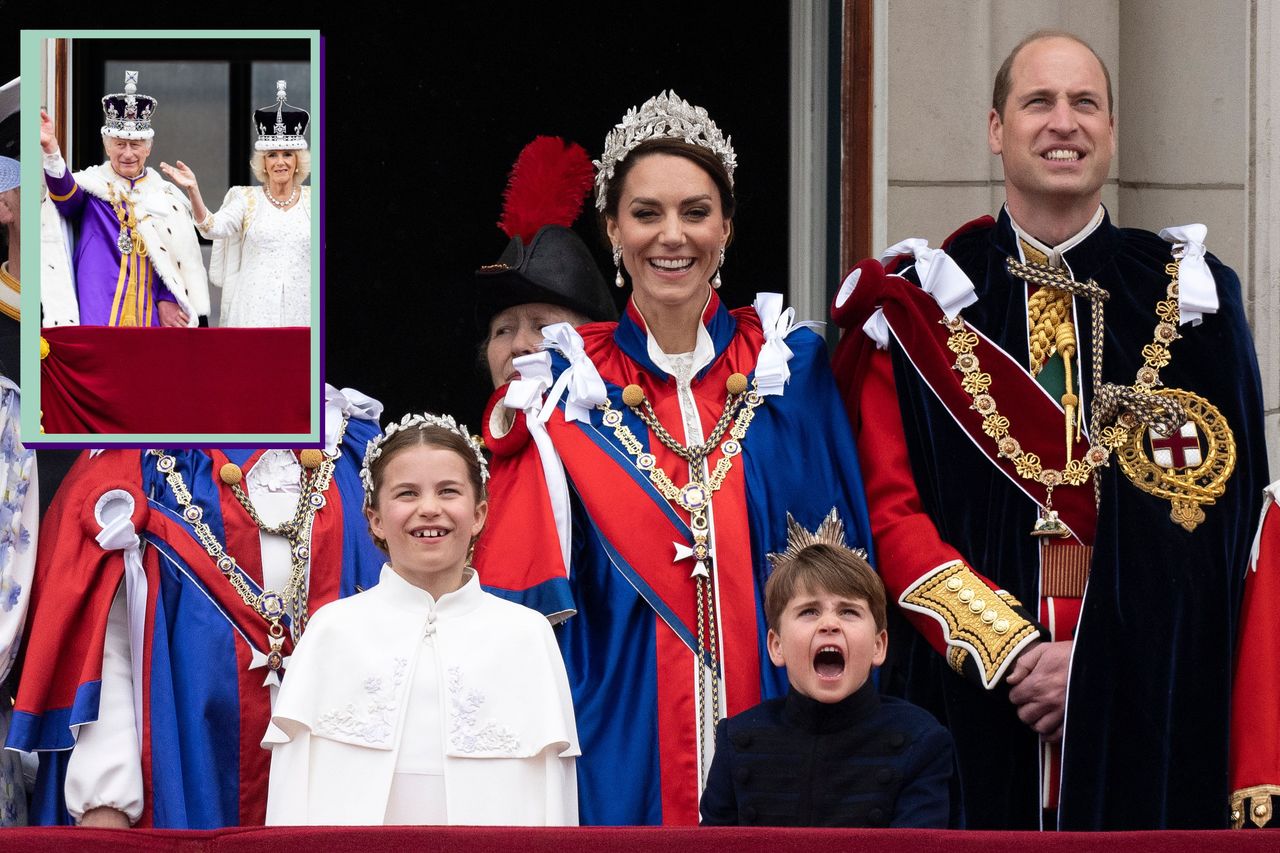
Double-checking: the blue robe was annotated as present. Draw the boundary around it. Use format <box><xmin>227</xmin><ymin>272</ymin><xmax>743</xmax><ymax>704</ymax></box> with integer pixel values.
<box><xmin>7</xmin><ymin>419</ymin><xmax>385</xmax><ymax>828</ymax></box>
<box><xmin>478</xmin><ymin>292</ymin><xmax>874</xmax><ymax>825</ymax></box>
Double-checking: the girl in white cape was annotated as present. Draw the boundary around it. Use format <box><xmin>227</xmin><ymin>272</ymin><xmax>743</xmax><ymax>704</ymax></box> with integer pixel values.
<box><xmin>264</xmin><ymin>413</ymin><xmax>579</xmax><ymax>825</ymax></box>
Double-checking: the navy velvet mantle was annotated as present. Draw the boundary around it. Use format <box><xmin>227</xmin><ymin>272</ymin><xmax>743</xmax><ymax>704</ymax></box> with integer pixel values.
<box><xmin>880</xmin><ymin>210</ymin><xmax>1269</xmax><ymax>830</ymax></box>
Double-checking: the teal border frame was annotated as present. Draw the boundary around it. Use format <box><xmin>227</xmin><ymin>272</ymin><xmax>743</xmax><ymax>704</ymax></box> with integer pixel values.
<box><xmin>19</xmin><ymin>29</ymin><xmax>322</xmax><ymax>447</ymax></box>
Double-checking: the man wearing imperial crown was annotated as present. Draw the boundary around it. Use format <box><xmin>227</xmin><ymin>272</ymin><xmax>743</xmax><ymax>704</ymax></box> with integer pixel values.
<box><xmin>40</xmin><ymin>70</ymin><xmax>208</xmax><ymax>327</ymax></box>
<box><xmin>6</xmin><ymin>386</ymin><xmax>387</xmax><ymax>828</ymax></box>
<box><xmin>831</xmin><ymin>30</ymin><xmax>1268</xmax><ymax>830</ymax></box>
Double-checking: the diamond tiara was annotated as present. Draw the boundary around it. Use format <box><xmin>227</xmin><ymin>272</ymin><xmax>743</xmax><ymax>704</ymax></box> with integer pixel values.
<box><xmin>593</xmin><ymin>90</ymin><xmax>736</xmax><ymax>212</ymax></box>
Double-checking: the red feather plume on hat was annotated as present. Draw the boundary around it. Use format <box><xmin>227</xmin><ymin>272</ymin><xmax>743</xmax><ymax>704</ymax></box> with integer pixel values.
<box><xmin>498</xmin><ymin>136</ymin><xmax>595</xmax><ymax>244</ymax></box>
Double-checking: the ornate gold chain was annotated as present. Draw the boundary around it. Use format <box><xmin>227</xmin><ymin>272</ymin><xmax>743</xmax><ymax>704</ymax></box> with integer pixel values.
<box><xmin>148</xmin><ymin>418</ymin><xmax>347</xmax><ymax>676</ymax></box>
<box><xmin>950</xmin><ymin>258</ymin><xmax>1186</xmax><ymax>534</ymax></box>
<box><xmin>600</xmin><ymin>375</ymin><xmax>762</xmax><ymax>574</ymax></box>
<box><xmin>598</xmin><ymin>373</ymin><xmax>762</xmax><ymax>778</ymax></box>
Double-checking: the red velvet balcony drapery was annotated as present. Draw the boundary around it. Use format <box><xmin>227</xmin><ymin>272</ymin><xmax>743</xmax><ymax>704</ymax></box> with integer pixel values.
<box><xmin>39</xmin><ymin>326</ymin><xmax>311</xmax><ymax>436</ymax></box>
<box><xmin>0</xmin><ymin>826</ymin><xmax>1275</xmax><ymax>852</ymax></box>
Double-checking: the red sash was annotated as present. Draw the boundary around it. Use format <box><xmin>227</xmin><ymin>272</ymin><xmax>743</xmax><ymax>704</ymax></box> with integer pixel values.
<box><xmin>835</xmin><ymin>262</ymin><xmax>1097</xmax><ymax>545</ymax></box>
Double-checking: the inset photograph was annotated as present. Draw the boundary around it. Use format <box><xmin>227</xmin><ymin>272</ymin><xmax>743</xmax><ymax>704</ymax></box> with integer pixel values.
<box><xmin>24</xmin><ymin>32</ymin><xmax>319</xmax><ymax>443</ymax></box>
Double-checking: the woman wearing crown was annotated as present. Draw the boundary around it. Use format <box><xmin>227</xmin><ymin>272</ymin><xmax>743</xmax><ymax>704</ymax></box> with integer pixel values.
<box><xmin>476</xmin><ymin>91</ymin><xmax>874</xmax><ymax>826</ymax></box>
<box><xmin>162</xmin><ymin>81</ymin><xmax>311</xmax><ymax>327</ymax></box>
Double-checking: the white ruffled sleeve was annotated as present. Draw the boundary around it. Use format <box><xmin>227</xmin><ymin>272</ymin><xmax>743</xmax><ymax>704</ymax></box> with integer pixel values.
<box><xmin>196</xmin><ymin>186</ymin><xmax>249</xmax><ymax>240</ymax></box>
<box><xmin>63</xmin><ymin>586</ymin><xmax>144</xmax><ymax>825</ymax></box>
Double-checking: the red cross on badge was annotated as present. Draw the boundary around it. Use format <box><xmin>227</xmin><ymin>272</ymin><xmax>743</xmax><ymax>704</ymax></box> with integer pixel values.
<box><xmin>1150</xmin><ymin>421</ymin><xmax>1202</xmax><ymax>469</ymax></box>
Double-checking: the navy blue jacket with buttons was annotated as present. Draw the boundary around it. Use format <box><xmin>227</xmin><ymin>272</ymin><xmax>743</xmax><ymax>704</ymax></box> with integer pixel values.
<box><xmin>699</xmin><ymin>680</ymin><xmax>958</xmax><ymax>827</ymax></box>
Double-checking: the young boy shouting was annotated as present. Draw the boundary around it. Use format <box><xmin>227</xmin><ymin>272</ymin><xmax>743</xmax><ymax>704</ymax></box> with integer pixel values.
<box><xmin>700</xmin><ymin>512</ymin><xmax>956</xmax><ymax>828</ymax></box>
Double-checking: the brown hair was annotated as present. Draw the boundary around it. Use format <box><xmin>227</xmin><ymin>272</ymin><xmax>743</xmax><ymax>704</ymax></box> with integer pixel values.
<box><xmin>764</xmin><ymin>544</ymin><xmax>886</xmax><ymax>633</ymax></box>
<box><xmin>601</xmin><ymin>138</ymin><xmax>737</xmax><ymax>222</ymax></box>
<box><xmin>364</xmin><ymin>423</ymin><xmax>487</xmax><ymax>553</ymax></box>
<box><xmin>992</xmin><ymin>30</ymin><xmax>1113</xmax><ymax>118</ymax></box>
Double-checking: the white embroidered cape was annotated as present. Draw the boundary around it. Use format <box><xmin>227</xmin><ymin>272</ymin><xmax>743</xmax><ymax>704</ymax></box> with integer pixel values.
<box><xmin>264</xmin><ymin>565</ymin><xmax>579</xmax><ymax>826</ymax></box>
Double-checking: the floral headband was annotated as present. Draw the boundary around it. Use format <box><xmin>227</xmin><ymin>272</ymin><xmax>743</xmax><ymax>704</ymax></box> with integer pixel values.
<box><xmin>360</xmin><ymin>412</ymin><xmax>489</xmax><ymax>508</ymax></box>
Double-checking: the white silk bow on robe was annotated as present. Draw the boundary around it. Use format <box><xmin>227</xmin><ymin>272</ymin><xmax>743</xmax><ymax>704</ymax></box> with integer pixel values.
<box><xmin>324</xmin><ymin>384</ymin><xmax>384</xmax><ymax>455</ymax></box>
<box><xmin>1158</xmin><ymin>224</ymin><xmax>1218</xmax><ymax>326</ymax></box>
<box><xmin>751</xmin><ymin>293</ymin><xmax>822</xmax><ymax>396</ymax></box>
<box><xmin>93</xmin><ymin>490</ymin><xmax>146</xmax><ymax>747</ymax></box>
<box><xmin>504</xmin><ymin>351</ymin><xmax>574</xmax><ymax>584</ymax></box>
<box><xmin>841</xmin><ymin>238</ymin><xmax>977</xmax><ymax>349</ymax></box>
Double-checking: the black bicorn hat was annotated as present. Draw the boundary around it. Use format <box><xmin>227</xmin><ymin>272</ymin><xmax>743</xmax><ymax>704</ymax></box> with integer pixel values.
<box><xmin>474</xmin><ymin>136</ymin><xmax>617</xmax><ymax>333</ymax></box>
<box><xmin>475</xmin><ymin>225</ymin><xmax>616</xmax><ymax>332</ymax></box>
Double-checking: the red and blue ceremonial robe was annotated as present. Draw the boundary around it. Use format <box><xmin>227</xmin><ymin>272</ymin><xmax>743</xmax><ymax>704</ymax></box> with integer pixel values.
<box><xmin>477</xmin><ymin>291</ymin><xmax>873</xmax><ymax>826</ymax></box>
<box><xmin>6</xmin><ymin>419</ymin><xmax>385</xmax><ymax>828</ymax></box>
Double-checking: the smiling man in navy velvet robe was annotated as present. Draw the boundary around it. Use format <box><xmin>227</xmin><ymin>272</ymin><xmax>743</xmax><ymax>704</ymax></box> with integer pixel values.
<box><xmin>831</xmin><ymin>29</ymin><xmax>1268</xmax><ymax>830</ymax></box>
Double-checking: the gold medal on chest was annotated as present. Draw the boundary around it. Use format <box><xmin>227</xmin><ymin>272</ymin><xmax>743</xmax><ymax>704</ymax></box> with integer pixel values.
<box><xmin>1116</xmin><ymin>387</ymin><xmax>1236</xmax><ymax>532</ymax></box>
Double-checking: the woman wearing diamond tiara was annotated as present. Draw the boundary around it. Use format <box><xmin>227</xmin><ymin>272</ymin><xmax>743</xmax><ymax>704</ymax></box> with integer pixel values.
<box><xmin>264</xmin><ymin>413</ymin><xmax>580</xmax><ymax>826</ymax></box>
<box><xmin>477</xmin><ymin>91</ymin><xmax>875</xmax><ymax>825</ymax></box>
<box><xmin>161</xmin><ymin>81</ymin><xmax>310</xmax><ymax>327</ymax></box>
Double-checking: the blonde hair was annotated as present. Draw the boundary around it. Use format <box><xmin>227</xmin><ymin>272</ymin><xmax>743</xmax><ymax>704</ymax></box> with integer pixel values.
<box><xmin>250</xmin><ymin>148</ymin><xmax>311</xmax><ymax>187</ymax></box>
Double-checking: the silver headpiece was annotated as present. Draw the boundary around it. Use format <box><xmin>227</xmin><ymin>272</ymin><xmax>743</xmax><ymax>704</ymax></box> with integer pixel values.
<box><xmin>101</xmin><ymin>70</ymin><xmax>157</xmax><ymax>140</ymax></box>
<box><xmin>767</xmin><ymin>508</ymin><xmax>868</xmax><ymax>569</ymax></box>
<box><xmin>361</xmin><ymin>412</ymin><xmax>489</xmax><ymax>508</ymax></box>
<box><xmin>593</xmin><ymin>90</ymin><xmax>736</xmax><ymax>211</ymax></box>
<box><xmin>254</xmin><ymin>80</ymin><xmax>310</xmax><ymax>151</ymax></box>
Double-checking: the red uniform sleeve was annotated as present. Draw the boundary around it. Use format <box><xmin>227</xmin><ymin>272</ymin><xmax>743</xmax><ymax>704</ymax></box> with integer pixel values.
<box><xmin>1229</xmin><ymin>486</ymin><xmax>1280</xmax><ymax>828</ymax></box>
<box><xmin>852</xmin><ymin>348</ymin><xmax>1041</xmax><ymax>688</ymax></box>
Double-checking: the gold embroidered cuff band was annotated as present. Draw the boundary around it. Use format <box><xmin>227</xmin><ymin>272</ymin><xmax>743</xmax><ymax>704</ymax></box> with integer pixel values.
<box><xmin>1231</xmin><ymin>785</ymin><xmax>1280</xmax><ymax>829</ymax></box>
<box><xmin>900</xmin><ymin>560</ymin><xmax>1042</xmax><ymax>689</ymax></box>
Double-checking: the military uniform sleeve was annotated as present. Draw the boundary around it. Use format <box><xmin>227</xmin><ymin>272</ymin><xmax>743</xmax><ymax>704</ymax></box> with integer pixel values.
<box><xmin>854</xmin><ymin>349</ymin><xmax>1042</xmax><ymax>689</ymax></box>
<box><xmin>1229</xmin><ymin>482</ymin><xmax>1280</xmax><ymax>829</ymax></box>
